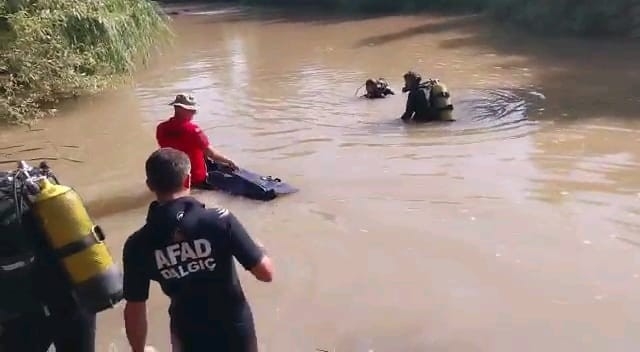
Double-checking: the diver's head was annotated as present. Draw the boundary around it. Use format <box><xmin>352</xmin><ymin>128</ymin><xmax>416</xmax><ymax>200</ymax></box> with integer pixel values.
<box><xmin>403</xmin><ymin>71</ymin><xmax>422</xmax><ymax>90</ymax></box>
<box><xmin>169</xmin><ymin>93</ymin><xmax>197</xmax><ymax>120</ymax></box>
<box><xmin>145</xmin><ymin>147</ymin><xmax>192</xmax><ymax>199</ymax></box>
<box><xmin>365</xmin><ymin>79</ymin><xmax>377</xmax><ymax>95</ymax></box>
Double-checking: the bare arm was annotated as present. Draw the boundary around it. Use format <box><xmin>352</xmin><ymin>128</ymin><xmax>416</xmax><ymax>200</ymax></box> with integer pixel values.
<box><xmin>205</xmin><ymin>146</ymin><xmax>237</xmax><ymax>169</ymax></box>
<box><xmin>226</xmin><ymin>211</ymin><xmax>274</xmax><ymax>282</ymax></box>
<box><xmin>124</xmin><ymin>301</ymin><xmax>147</xmax><ymax>352</ymax></box>
<box><xmin>250</xmin><ymin>254</ymin><xmax>274</xmax><ymax>282</ymax></box>
<box><xmin>401</xmin><ymin>91</ymin><xmax>415</xmax><ymax>121</ymax></box>
<box><xmin>122</xmin><ymin>235</ymin><xmax>151</xmax><ymax>352</ymax></box>
<box><xmin>193</xmin><ymin>126</ymin><xmax>238</xmax><ymax>170</ymax></box>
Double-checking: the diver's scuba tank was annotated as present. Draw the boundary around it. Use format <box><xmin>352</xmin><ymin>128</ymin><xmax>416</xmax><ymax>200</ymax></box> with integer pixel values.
<box><xmin>375</xmin><ymin>78</ymin><xmax>390</xmax><ymax>92</ymax></box>
<box><xmin>20</xmin><ymin>161</ymin><xmax>123</xmax><ymax>313</ymax></box>
<box><xmin>424</xmin><ymin>79</ymin><xmax>455</xmax><ymax>121</ymax></box>
<box><xmin>428</xmin><ymin>79</ymin><xmax>453</xmax><ymax>111</ymax></box>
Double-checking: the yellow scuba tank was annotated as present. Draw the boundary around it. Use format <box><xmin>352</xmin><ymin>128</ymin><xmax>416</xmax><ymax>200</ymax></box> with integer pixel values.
<box><xmin>428</xmin><ymin>79</ymin><xmax>455</xmax><ymax>121</ymax></box>
<box><xmin>429</xmin><ymin>79</ymin><xmax>453</xmax><ymax>110</ymax></box>
<box><xmin>28</xmin><ymin>177</ymin><xmax>123</xmax><ymax>313</ymax></box>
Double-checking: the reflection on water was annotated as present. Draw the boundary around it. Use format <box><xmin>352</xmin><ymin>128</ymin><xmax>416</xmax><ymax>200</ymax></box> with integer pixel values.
<box><xmin>3</xmin><ymin>4</ymin><xmax>640</xmax><ymax>352</ymax></box>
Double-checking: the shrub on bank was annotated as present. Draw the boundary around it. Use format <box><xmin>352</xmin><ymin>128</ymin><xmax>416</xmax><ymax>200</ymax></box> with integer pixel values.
<box><xmin>0</xmin><ymin>0</ymin><xmax>170</xmax><ymax>124</ymax></box>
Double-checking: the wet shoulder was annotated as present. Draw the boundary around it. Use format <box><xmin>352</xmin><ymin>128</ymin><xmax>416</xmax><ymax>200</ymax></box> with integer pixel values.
<box><xmin>197</xmin><ymin>206</ymin><xmax>233</xmax><ymax>230</ymax></box>
<box><xmin>188</xmin><ymin>207</ymin><xmax>235</xmax><ymax>251</ymax></box>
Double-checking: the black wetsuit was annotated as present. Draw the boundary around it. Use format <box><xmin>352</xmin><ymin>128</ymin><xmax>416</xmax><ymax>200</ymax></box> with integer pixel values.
<box><xmin>192</xmin><ymin>159</ymin><xmax>228</xmax><ymax>191</ymax></box>
<box><xmin>193</xmin><ymin>159</ymin><xmax>280</xmax><ymax>201</ymax></box>
<box><xmin>122</xmin><ymin>197</ymin><xmax>264</xmax><ymax>352</ymax></box>
<box><xmin>0</xmin><ymin>215</ymin><xmax>96</xmax><ymax>352</ymax></box>
<box><xmin>364</xmin><ymin>87</ymin><xmax>395</xmax><ymax>99</ymax></box>
<box><xmin>401</xmin><ymin>86</ymin><xmax>434</xmax><ymax>122</ymax></box>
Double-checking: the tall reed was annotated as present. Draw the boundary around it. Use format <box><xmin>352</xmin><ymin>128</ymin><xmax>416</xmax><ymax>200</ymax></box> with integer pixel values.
<box><xmin>0</xmin><ymin>0</ymin><xmax>170</xmax><ymax>124</ymax></box>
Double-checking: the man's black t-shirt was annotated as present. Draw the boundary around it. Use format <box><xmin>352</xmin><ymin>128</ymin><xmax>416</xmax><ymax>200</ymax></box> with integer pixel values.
<box><xmin>122</xmin><ymin>197</ymin><xmax>263</xmax><ymax>331</ymax></box>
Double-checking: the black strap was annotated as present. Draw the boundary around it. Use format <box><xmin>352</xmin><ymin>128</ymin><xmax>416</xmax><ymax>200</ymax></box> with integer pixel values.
<box><xmin>0</xmin><ymin>253</ymin><xmax>35</xmax><ymax>273</ymax></box>
<box><xmin>53</xmin><ymin>225</ymin><xmax>105</xmax><ymax>259</ymax></box>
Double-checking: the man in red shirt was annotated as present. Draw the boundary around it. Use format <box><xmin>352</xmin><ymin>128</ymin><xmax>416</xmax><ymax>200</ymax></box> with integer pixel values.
<box><xmin>156</xmin><ymin>93</ymin><xmax>238</xmax><ymax>189</ymax></box>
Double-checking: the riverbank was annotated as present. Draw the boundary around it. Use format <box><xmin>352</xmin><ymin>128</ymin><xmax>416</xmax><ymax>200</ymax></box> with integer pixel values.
<box><xmin>0</xmin><ymin>0</ymin><xmax>170</xmax><ymax>124</ymax></box>
<box><xmin>2</xmin><ymin>0</ymin><xmax>636</xmax><ymax>125</ymax></box>
<box><xmin>234</xmin><ymin>0</ymin><xmax>638</xmax><ymax>37</ymax></box>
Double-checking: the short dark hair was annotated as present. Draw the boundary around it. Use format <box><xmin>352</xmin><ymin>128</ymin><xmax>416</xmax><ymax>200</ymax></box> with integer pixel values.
<box><xmin>145</xmin><ymin>148</ymin><xmax>191</xmax><ymax>193</ymax></box>
<box><xmin>403</xmin><ymin>71</ymin><xmax>421</xmax><ymax>83</ymax></box>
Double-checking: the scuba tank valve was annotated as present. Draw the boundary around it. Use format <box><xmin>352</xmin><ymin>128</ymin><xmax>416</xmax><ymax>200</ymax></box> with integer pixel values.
<box><xmin>15</xmin><ymin>161</ymin><xmax>41</xmax><ymax>195</ymax></box>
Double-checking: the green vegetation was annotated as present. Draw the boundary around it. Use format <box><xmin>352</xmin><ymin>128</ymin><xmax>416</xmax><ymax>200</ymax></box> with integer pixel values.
<box><xmin>0</xmin><ymin>0</ymin><xmax>170</xmax><ymax>124</ymax></box>
<box><xmin>488</xmin><ymin>0</ymin><xmax>637</xmax><ymax>37</ymax></box>
<box><xmin>240</xmin><ymin>0</ymin><xmax>638</xmax><ymax>37</ymax></box>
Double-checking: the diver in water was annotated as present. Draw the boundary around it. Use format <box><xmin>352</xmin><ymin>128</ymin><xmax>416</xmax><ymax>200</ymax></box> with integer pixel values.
<box><xmin>400</xmin><ymin>71</ymin><xmax>454</xmax><ymax>122</ymax></box>
<box><xmin>362</xmin><ymin>78</ymin><xmax>395</xmax><ymax>99</ymax></box>
<box><xmin>156</xmin><ymin>93</ymin><xmax>238</xmax><ymax>190</ymax></box>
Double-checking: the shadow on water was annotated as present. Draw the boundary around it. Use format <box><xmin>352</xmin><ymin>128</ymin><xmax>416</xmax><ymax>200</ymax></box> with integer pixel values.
<box><xmin>352</xmin><ymin>15</ymin><xmax>484</xmax><ymax>48</ymax></box>
<box><xmin>164</xmin><ymin>2</ymin><xmax>392</xmax><ymax>25</ymax></box>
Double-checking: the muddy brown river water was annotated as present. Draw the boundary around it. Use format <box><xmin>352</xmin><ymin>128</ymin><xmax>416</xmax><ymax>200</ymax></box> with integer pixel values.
<box><xmin>2</xmin><ymin>4</ymin><xmax>640</xmax><ymax>351</ymax></box>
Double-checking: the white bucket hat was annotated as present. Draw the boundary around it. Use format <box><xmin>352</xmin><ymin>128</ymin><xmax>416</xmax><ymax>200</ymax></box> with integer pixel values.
<box><xmin>168</xmin><ymin>93</ymin><xmax>197</xmax><ymax>111</ymax></box>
